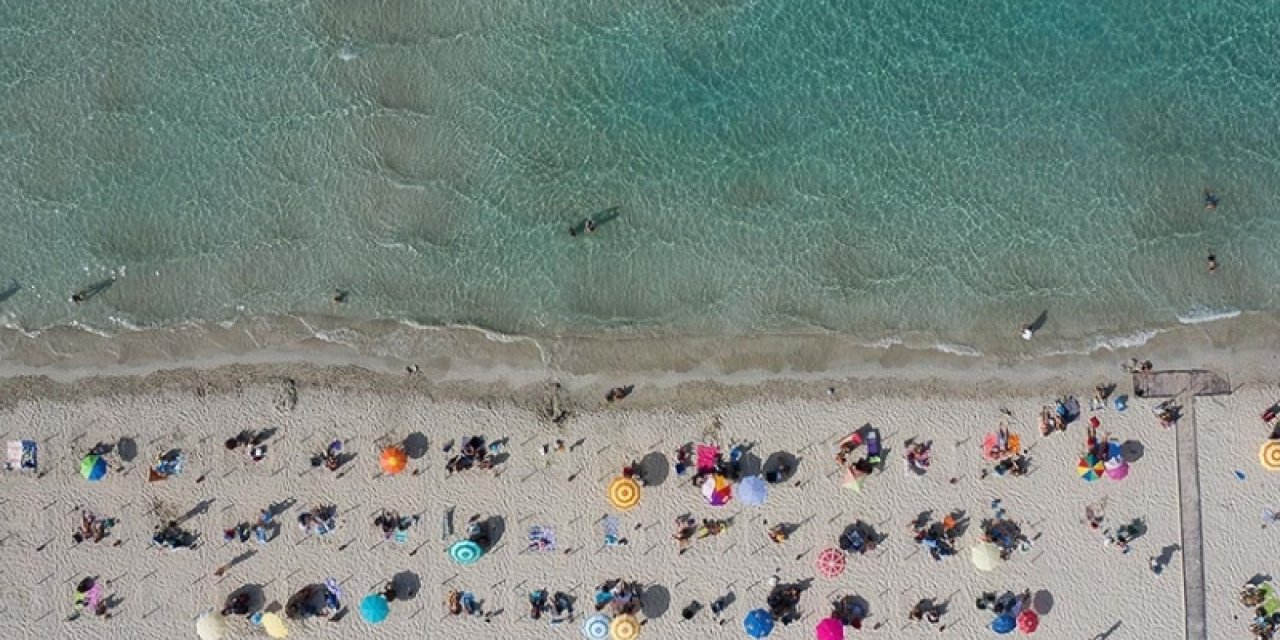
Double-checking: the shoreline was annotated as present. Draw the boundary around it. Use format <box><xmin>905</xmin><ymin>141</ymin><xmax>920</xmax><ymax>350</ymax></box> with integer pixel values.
<box><xmin>0</xmin><ymin>310</ymin><xmax>1275</xmax><ymax>389</ymax></box>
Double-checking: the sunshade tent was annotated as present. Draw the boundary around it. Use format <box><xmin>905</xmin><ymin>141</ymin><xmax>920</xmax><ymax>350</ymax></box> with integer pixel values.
<box><xmin>196</xmin><ymin>610</ymin><xmax>229</xmax><ymax>640</ymax></box>
<box><xmin>701</xmin><ymin>474</ymin><xmax>732</xmax><ymax>506</ymax></box>
<box><xmin>815</xmin><ymin>617</ymin><xmax>844</xmax><ymax>640</ymax></box>
<box><xmin>582</xmin><ymin>613</ymin><xmax>611</xmax><ymax>639</ymax></box>
<box><xmin>81</xmin><ymin>454</ymin><xmax>107</xmax><ymax>481</ymax></box>
<box><xmin>736</xmin><ymin>475</ymin><xmax>768</xmax><ymax>506</ymax></box>
<box><xmin>609</xmin><ymin>613</ymin><xmax>641</xmax><ymax>640</ymax></box>
<box><xmin>608</xmin><ymin>476</ymin><xmax>641</xmax><ymax>510</ymax></box>
<box><xmin>971</xmin><ymin>542</ymin><xmax>1001</xmax><ymax>572</ymax></box>
<box><xmin>449</xmin><ymin>539</ymin><xmax>483</xmax><ymax>565</ymax></box>
<box><xmin>359</xmin><ymin>593</ymin><xmax>390</xmax><ymax>624</ymax></box>
<box><xmin>743</xmin><ymin>608</ymin><xmax>775</xmax><ymax>638</ymax></box>
<box><xmin>380</xmin><ymin>446</ymin><xmax>408</xmax><ymax>474</ymax></box>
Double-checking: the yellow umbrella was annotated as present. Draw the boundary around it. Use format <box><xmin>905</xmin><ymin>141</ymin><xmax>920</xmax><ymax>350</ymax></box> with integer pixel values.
<box><xmin>196</xmin><ymin>611</ymin><xmax>229</xmax><ymax>640</ymax></box>
<box><xmin>971</xmin><ymin>542</ymin><xmax>1001</xmax><ymax>572</ymax></box>
<box><xmin>261</xmin><ymin>612</ymin><xmax>288</xmax><ymax>638</ymax></box>
<box><xmin>607</xmin><ymin>476</ymin><xmax>641</xmax><ymax>510</ymax></box>
<box><xmin>1260</xmin><ymin>440</ymin><xmax>1280</xmax><ymax>471</ymax></box>
<box><xmin>610</xmin><ymin>613</ymin><xmax>641</xmax><ymax>640</ymax></box>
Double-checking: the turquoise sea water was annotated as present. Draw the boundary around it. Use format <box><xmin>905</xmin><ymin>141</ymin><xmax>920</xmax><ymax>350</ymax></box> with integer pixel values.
<box><xmin>1</xmin><ymin>1</ymin><xmax>1278</xmax><ymax>360</ymax></box>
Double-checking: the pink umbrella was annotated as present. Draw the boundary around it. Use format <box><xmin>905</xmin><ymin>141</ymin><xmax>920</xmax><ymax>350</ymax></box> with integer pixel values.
<box><xmin>816</xmin><ymin>548</ymin><xmax>846</xmax><ymax>578</ymax></box>
<box><xmin>815</xmin><ymin>616</ymin><xmax>845</xmax><ymax>640</ymax></box>
<box><xmin>1104</xmin><ymin>457</ymin><xmax>1129</xmax><ymax>480</ymax></box>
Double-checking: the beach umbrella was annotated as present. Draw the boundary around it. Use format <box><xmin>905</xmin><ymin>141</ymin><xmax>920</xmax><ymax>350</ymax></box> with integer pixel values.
<box><xmin>1076</xmin><ymin>454</ymin><xmax>1103</xmax><ymax>482</ymax></box>
<box><xmin>359</xmin><ymin>593</ymin><xmax>390</xmax><ymax>624</ymax></box>
<box><xmin>1104</xmin><ymin>456</ymin><xmax>1129</xmax><ymax>480</ymax></box>
<box><xmin>1017</xmin><ymin>609</ymin><xmax>1039</xmax><ymax>634</ymax></box>
<box><xmin>971</xmin><ymin>542</ymin><xmax>1001</xmax><ymax>572</ymax></box>
<box><xmin>582</xmin><ymin>613</ymin><xmax>611</xmax><ymax>640</ymax></box>
<box><xmin>816</xmin><ymin>547</ymin><xmax>846</xmax><ymax>578</ymax></box>
<box><xmin>607</xmin><ymin>476</ymin><xmax>641</xmax><ymax>511</ymax></box>
<box><xmin>736</xmin><ymin>475</ymin><xmax>768</xmax><ymax>506</ymax></box>
<box><xmin>609</xmin><ymin>613</ymin><xmax>640</xmax><ymax>640</ymax></box>
<box><xmin>991</xmin><ymin>614</ymin><xmax>1016</xmax><ymax>634</ymax></box>
<box><xmin>449</xmin><ymin>539</ymin><xmax>483</xmax><ymax>565</ymax></box>
<box><xmin>743</xmin><ymin>608</ymin><xmax>775</xmax><ymax>638</ymax></box>
<box><xmin>196</xmin><ymin>610</ymin><xmax>229</xmax><ymax>640</ymax></box>
<box><xmin>815</xmin><ymin>617</ymin><xmax>845</xmax><ymax>640</ymax></box>
<box><xmin>1261</xmin><ymin>441</ymin><xmax>1280</xmax><ymax>471</ymax></box>
<box><xmin>259</xmin><ymin>612</ymin><xmax>288</xmax><ymax>638</ymax></box>
<box><xmin>380</xmin><ymin>446</ymin><xmax>407</xmax><ymax>475</ymax></box>
<box><xmin>80</xmin><ymin>454</ymin><xmax>107</xmax><ymax>482</ymax></box>
<box><xmin>701</xmin><ymin>474</ymin><xmax>732</xmax><ymax>507</ymax></box>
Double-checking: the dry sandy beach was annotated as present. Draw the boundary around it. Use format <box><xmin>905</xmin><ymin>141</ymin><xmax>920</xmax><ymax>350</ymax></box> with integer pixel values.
<box><xmin>1</xmin><ymin>353</ymin><xmax>1273</xmax><ymax>640</ymax></box>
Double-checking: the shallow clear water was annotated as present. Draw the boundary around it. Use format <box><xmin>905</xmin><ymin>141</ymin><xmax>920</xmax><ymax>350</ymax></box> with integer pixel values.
<box><xmin>1</xmin><ymin>1</ymin><xmax>1278</xmax><ymax>358</ymax></box>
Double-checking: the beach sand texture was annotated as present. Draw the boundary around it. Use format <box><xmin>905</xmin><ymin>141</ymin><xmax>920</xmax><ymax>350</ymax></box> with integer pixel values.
<box><xmin>0</xmin><ymin>370</ymin><xmax>1258</xmax><ymax>639</ymax></box>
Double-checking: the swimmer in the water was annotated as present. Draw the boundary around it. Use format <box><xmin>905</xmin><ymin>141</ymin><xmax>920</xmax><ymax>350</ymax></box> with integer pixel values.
<box><xmin>332</xmin><ymin>289</ymin><xmax>348</xmax><ymax>304</ymax></box>
<box><xmin>1203</xmin><ymin>187</ymin><xmax>1218</xmax><ymax>210</ymax></box>
<box><xmin>584</xmin><ymin>218</ymin><xmax>597</xmax><ymax>234</ymax></box>
<box><xmin>1207</xmin><ymin>252</ymin><xmax>1217</xmax><ymax>273</ymax></box>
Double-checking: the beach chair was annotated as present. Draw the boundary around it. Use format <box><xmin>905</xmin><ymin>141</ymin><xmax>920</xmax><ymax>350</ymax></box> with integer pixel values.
<box><xmin>5</xmin><ymin>440</ymin><xmax>36</xmax><ymax>471</ymax></box>
<box><xmin>865</xmin><ymin>430</ymin><xmax>882</xmax><ymax>465</ymax></box>
<box><xmin>393</xmin><ymin>528</ymin><xmax>409</xmax><ymax>545</ymax></box>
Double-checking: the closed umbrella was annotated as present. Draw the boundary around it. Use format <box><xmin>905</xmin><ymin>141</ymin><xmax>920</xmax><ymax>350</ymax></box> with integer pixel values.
<box><xmin>196</xmin><ymin>610</ymin><xmax>229</xmax><ymax>640</ymax></box>
<box><xmin>815</xmin><ymin>617</ymin><xmax>844</xmax><ymax>640</ymax></box>
<box><xmin>736</xmin><ymin>475</ymin><xmax>768</xmax><ymax>506</ymax></box>
<box><xmin>971</xmin><ymin>542</ymin><xmax>1000</xmax><ymax>572</ymax></box>
<box><xmin>80</xmin><ymin>454</ymin><xmax>107</xmax><ymax>482</ymax></box>
<box><xmin>609</xmin><ymin>613</ymin><xmax>640</xmax><ymax>640</ymax></box>
<box><xmin>359</xmin><ymin>593</ymin><xmax>390</xmax><ymax>624</ymax></box>
<box><xmin>607</xmin><ymin>476</ymin><xmax>641</xmax><ymax>510</ymax></box>
<box><xmin>743</xmin><ymin>608</ymin><xmax>775</xmax><ymax>638</ymax></box>
<box><xmin>582</xmin><ymin>613</ymin><xmax>611</xmax><ymax>639</ymax></box>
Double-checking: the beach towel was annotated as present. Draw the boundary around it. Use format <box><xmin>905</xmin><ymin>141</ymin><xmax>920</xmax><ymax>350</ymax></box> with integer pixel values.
<box><xmin>603</xmin><ymin>516</ymin><xmax>621</xmax><ymax>546</ymax></box>
<box><xmin>6</xmin><ymin>440</ymin><xmax>36</xmax><ymax>471</ymax></box>
<box><xmin>527</xmin><ymin>525</ymin><xmax>556</xmax><ymax>552</ymax></box>
<box><xmin>696</xmin><ymin>445</ymin><xmax>719</xmax><ymax>473</ymax></box>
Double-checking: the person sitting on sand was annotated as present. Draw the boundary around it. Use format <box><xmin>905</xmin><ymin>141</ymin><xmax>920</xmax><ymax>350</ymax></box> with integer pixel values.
<box><xmin>446</xmin><ymin>589</ymin><xmax>462</xmax><ymax>616</ymax></box>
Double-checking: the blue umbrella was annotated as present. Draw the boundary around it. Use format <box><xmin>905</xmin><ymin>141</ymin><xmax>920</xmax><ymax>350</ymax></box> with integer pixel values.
<box><xmin>80</xmin><ymin>454</ymin><xmax>107</xmax><ymax>482</ymax></box>
<box><xmin>359</xmin><ymin>593</ymin><xmax>389</xmax><ymax>624</ymax></box>
<box><xmin>991</xmin><ymin>614</ymin><xmax>1015</xmax><ymax>634</ymax></box>
<box><xmin>581</xmin><ymin>613</ymin><xmax>611</xmax><ymax>639</ymax></box>
<box><xmin>449</xmin><ymin>539</ymin><xmax>483</xmax><ymax>565</ymax></box>
<box><xmin>744</xmin><ymin>608</ymin><xmax>775</xmax><ymax>638</ymax></box>
<box><xmin>736</xmin><ymin>475</ymin><xmax>768</xmax><ymax>507</ymax></box>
